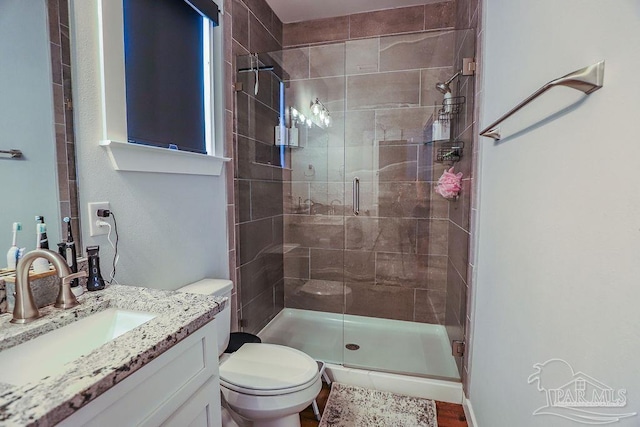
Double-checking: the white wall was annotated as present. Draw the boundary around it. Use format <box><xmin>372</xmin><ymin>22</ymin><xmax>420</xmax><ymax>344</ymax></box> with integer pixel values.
<box><xmin>0</xmin><ymin>0</ymin><xmax>61</xmax><ymax>258</ymax></box>
<box><xmin>470</xmin><ymin>1</ymin><xmax>640</xmax><ymax>426</ymax></box>
<box><xmin>69</xmin><ymin>0</ymin><xmax>228</xmax><ymax>289</ymax></box>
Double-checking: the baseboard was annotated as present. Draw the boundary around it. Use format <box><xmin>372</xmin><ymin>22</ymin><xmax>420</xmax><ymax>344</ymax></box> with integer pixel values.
<box><xmin>463</xmin><ymin>396</ymin><xmax>479</xmax><ymax>427</ymax></box>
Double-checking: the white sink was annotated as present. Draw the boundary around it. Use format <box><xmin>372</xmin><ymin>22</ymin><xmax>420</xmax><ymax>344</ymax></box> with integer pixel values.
<box><xmin>0</xmin><ymin>308</ymin><xmax>156</xmax><ymax>386</ymax></box>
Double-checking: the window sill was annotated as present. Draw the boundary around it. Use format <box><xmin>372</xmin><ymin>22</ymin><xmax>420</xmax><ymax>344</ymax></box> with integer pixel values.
<box><xmin>99</xmin><ymin>140</ymin><xmax>230</xmax><ymax>176</ymax></box>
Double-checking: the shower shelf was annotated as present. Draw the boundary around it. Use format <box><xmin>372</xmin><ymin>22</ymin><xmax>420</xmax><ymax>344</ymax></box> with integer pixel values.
<box><xmin>423</xmin><ymin>96</ymin><xmax>466</xmax><ymax>147</ymax></box>
<box><xmin>251</xmin><ymin>161</ymin><xmax>292</xmax><ymax>171</ymax></box>
<box><xmin>437</xmin><ymin>141</ymin><xmax>465</xmax><ymax>162</ymax></box>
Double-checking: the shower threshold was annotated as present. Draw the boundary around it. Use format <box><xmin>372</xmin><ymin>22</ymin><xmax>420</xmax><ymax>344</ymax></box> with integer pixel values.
<box><xmin>258</xmin><ymin>308</ymin><xmax>463</xmax><ymax>404</ymax></box>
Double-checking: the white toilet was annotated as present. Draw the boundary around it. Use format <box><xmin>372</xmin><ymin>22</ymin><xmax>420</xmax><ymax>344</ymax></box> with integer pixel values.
<box><xmin>179</xmin><ymin>279</ymin><xmax>322</xmax><ymax>427</ymax></box>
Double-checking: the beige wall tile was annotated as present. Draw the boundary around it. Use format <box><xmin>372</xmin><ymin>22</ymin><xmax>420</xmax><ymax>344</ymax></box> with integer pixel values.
<box><xmin>421</xmin><ymin>67</ymin><xmax>455</xmax><ymax>107</ymax></box>
<box><xmin>282</xmin><ymin>47</ymin><xmax>310</xmax><ymax>80</ymax></box>
<box><xmin>284</xmin><ymin>247</ymin><xmax>310</xmax><ymax>279</ymax></box>
<box><xmin>283</xmin><ymin>16</ymin><xmax>349</xmax><ymax>46</ymax></box>
<box><xmin>346</xmin><ymin>282</ymin><xmax>414</xmax><ymax>321</ymax></box>
<box><xmin>249</xmin><ymin>14</ymin><xmax>280</xmax><ymax>53</ymax></box>
<box><xmin>251</xmin><ymin>180</ymin><xmax>284</xmax><ymax>219</ymax></box>
<box><xmin>242</xmin><ymin>287</ymin><xmax>275</xmax><ymax>334</ymax></box>
<box><xmin>347</xmin><ymin>71</ymin><xmax>421</xmax><ymax>110</ymax></box>
<box><xmin>448</xmin><ymin>221</ymin><xmax>469</xmax><ymax>280</ymax></box>
<box><xmin>417</xmin><ymin>218</ymin><xmax>449</xmax><ymax>255</ymax></box>
<box><xmin>378</xmin><ymin>182</ymin><xmax>430</xmax><ymax>218</ymax></box>
<box><xmin>238</xmin><ymin>217</ymin><xmax>275</xmax><ymax>264</ymax></box>
<box><xmin>425</xmin><ymin>1</ymin><xmax>456</xmax><ymax>30</ymax></box>
<box><xmin>284</xmin><ymin>215</ymin><xmax>345</xmax><ymax>249</ymax></box>
<box><xmin>349</xmin><ymin>6</ymin><xmax>424</xmax><ymax>39</ymax></box>
<box><xmin>284</xmin><ymin>278</ymin><xmax>344</xmax><ymax>314</ymax></box>
<box><xmin>310</xmin><ymin>43</ymin><xmax>346</xmax><ymax>78</ymax></box>
<box><xmin>377</xmin><ymin>144</ymin><xmax>418</xmax><ymax>182</ymax></box>
<box><xmin>346</xmin><ymin>217</ymin><xmax>417</xmax><ymax>253</ymax></box>
<box><xmin>232</xmin><ymin>0</ymin><xmax>249</xmax><ymax>48</ymax></box>
<box><xmin>376</xmin><ymin>107</ymin><xmax>431</xmax><ymax>143</ymax></box>
<box><xmin>345</xmin><ymin>38</ymin><xmax>379</xmax><ymax>75</ymax></box>
<box><xmin>415</xmin><ymin>289</ymin><xmax>446</xmax><ymax>324</ymax></box>
<box><xmin>379</xmin><ymin>31</ymin><xmax>455</xmax><ymax>72</ymax></box>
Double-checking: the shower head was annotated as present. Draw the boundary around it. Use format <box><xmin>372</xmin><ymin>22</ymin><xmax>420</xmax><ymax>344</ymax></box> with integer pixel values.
<box><xmin>435</xmin><ymin>71</ymin><xmax>461</xmax><ymax>94</ymax></box>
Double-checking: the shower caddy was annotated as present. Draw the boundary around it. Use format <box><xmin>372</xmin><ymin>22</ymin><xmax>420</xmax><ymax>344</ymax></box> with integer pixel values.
<box><xmin>424</xmin><ymin>95</ymin><xmax>466</xmax><ymax>163</ymax></box>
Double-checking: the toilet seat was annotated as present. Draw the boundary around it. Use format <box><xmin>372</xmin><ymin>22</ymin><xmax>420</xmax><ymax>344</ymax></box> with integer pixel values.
<box><xmin>219</xmin><ymin>343</ymin><xmax>319</xmax><ymax>396</ymax></box>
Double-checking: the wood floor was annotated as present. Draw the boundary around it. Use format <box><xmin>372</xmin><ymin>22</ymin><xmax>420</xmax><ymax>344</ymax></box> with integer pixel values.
<box><xmin>300</xmin><ymin>383</ymin><xmax>467</xmax><ymax>427</ymax></box>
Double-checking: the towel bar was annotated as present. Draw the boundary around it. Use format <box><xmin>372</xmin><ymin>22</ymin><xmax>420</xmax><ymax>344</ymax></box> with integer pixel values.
<box><xmin>480</xmin><ymin>60</ymin><xmax>605</xmax><ymax>140</ymax></box>
<box><xmin>0</xmin><ymin>149</ymin><xmax>23</xmax><ymax>159</ymax></box>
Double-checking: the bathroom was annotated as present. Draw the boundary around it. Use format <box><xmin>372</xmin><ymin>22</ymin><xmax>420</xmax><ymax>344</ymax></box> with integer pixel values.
<box><xmin>1</xmin><ymin>0</ymin><xmax>638</xmax><ymax>426</ymax></box>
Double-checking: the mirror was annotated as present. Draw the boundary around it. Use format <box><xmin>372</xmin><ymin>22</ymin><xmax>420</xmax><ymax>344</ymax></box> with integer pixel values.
<box><xmin>0</xmin><ymin>0</ymin><xmax>79</xmax><ymax>269</ymax></box>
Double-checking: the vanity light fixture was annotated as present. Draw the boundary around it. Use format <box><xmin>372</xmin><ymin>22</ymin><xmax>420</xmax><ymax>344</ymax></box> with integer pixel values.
<box><xmin>288</xmin><ymin>99</ymin><xmax>331</xmax><ymax>130</ymax></box>
<box><xmin>310</xmin><ymin>98</ymin><xmax>331</xmax><ymax>128</ymax></box>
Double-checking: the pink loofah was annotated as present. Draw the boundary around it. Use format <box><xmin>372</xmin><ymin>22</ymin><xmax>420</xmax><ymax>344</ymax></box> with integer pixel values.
<box><xmin>435</xmin><ymin>167</ymin><xmax>463</xmax><ymax>199</ymax></box>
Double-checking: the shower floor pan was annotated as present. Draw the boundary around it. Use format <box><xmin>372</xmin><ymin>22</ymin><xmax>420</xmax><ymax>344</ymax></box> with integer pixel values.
<box><xmin>258</xmin><ymin>308</ymin><xmax>463</xmax><ymax>404</ymax></box>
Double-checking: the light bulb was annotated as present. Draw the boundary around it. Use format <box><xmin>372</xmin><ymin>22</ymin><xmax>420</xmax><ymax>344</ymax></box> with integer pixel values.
<box><xmin>299</xmin><ymin>114</ymin><xmax>306</xmax><ymax>122</ymax></box>
<box><xmin>324</xmin><ymin>116</ymin><xmax>331</xmax><ymax>126</ymax></box>
<box><xmin>312</xmin><ymin>103</ymin><xmax>320</xmax><ymax>116</ymax></box>
<box><xmin>319</xmin><ymin>110</ymin><xmax>325</xmax><ymax>120</ymax></box>
<box><xmin>291</xmin><ymin>108</ymin><xmax>298</xmax><ymax>118</ymax></box>
<box><xmin>306</xmin><ymin>118</ymin><xmax>312</xmax><ymax>128</ymax></box>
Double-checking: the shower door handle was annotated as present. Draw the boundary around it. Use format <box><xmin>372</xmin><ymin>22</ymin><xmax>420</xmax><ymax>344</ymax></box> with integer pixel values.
<box><xmin>352</xmin><ymin>177</ymin><xmax>360</xmax><ymax>216</ymax></box>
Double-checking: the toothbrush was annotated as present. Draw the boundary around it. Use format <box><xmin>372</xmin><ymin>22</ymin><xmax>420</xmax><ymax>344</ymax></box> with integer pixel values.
<box><xmin>11</xmin><ymin>222</ymin><xmax>19</xmax><ymax>247</ymax></box>
<box><xmin>62</xmin><ymin>217</ymin><xmax>79</xmax><ymax>288</ymax></box>
<box><xmin>6</xmin><ymin>222</ymin><xmax>24</xmax><ymax>270</ymax></box>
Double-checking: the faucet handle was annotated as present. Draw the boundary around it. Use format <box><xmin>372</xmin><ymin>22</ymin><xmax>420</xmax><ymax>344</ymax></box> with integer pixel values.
<box><xmin>62</xmin><ymin>271</ymin><xmax>88</xmax><ymax>286</ymax></box>
<box><xmin>55</xmin><ymin>271</ymin><xmax>87</xmax><ymax>309</ymax></box>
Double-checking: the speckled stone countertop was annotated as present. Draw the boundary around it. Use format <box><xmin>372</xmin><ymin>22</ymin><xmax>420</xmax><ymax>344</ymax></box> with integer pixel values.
<box><xmin>0</xmin><ymin>284</ymin><xmax>226</xmax><ymax>427</ymax></box>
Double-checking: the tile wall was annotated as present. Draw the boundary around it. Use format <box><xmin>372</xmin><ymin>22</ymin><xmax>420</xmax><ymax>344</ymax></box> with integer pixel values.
<box><xmin>225</xmin><ymin>0</ymin><xmax>285</xmax><ymax>334</ymax></box>
<box><xmin>281</xmin><ymin>2</ymin><xmax>460</xmax><ymax>324</ymax></box>
<box><xmin>48</xmin><ymin>0</ymin><xmax>81</xmax><ymax>246</ymax></box>
<box><xmin>224</xmin><ymin>1</ymin><xmax>481</xmax><ymax>379</ymax></box>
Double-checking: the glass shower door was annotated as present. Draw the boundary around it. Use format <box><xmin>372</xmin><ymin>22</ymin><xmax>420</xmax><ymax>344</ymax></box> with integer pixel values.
<box><xmin>270</xmin><ymin>44</ymin><xmax>348</xmax><ymax>366</ymax></box>
<box><xmin>340</xmin><ymin>30</ymin><xmax>467</xmax><ymax>381</ymax></box>
<box><xmin>247</xmin><ymin>27</ymin><xmax>473</xmax><ymax>383</ymax></box>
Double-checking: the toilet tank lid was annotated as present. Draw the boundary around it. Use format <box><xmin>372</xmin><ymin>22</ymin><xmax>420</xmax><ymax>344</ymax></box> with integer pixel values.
<box><xmin>178</xmin><ymin>278</ymin><xmax>233</xmax><ymax>296</ymax></box>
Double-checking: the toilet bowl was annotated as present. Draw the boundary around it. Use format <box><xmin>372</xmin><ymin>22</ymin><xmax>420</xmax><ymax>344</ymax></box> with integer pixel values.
<box><xmin>220</xmin><ymin>344</ymin><xmax>321</xmax><ymax>427</ymax></box>
<box><xmin>178</xmin><ymin>279</ymin><xmax>321</xmax><ymax>427</ymax></box>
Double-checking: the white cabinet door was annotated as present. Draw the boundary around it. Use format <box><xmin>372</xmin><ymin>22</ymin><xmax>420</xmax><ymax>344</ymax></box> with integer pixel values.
<box><xmin>161</xmin><ymin>377</ymin><xmax>222</xmax><ymax>427</ymax></box>
<box><xmin>58</xmin><ymin>321</ymin><xmax>220</xmax><ymax>427</ymax></box>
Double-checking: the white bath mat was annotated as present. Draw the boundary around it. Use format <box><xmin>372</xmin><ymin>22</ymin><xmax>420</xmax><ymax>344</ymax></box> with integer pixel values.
<box><xmin>319</xmin><ymin>383</ymin><xmax>438</xmax><ymax>427</ymax></box>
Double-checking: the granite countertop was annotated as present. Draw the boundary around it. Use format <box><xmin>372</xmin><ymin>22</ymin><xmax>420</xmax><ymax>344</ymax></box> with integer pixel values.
<box><xmin>0</xmin><ymin>284</ymin><xmax>226</xmax><ymax>426</ymax></box>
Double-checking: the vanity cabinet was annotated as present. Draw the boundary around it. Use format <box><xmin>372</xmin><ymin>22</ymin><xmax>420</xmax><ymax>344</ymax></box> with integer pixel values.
<box><xmin>58</xmin><ymin>320</ymin><xmax>221</xmax><ymax>427</ymax></box>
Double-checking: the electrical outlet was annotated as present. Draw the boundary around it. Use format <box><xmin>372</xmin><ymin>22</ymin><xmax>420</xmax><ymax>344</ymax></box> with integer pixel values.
<box><xmin>87</xmin><ymin>202</ymin><xmax>110</xmax><ymax>236</ymax></box>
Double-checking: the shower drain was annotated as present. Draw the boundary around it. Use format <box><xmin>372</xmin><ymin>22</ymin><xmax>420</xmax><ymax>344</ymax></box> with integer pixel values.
<box><xmin>345</xmin><ymin>343</ymin><xmax>360</xmax><ymax>351</ymax></box>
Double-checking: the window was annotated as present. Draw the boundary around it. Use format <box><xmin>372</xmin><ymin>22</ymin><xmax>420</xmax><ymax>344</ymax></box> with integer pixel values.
<box><xmin>123</xmin><ymin>0</ymin><xmax>219</xmax><ymax>154</ymax></box>
<box><xmin>95</xmin><ymin>0</ymin><xmax>228</xmax><ymax>175</ymax></box>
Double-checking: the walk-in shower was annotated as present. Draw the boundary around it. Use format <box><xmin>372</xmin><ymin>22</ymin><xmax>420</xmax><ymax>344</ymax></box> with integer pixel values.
<box><xmin>234</xmin><ymin>27</ymin><xmax>475</xmax><ymax>400</ymax></box>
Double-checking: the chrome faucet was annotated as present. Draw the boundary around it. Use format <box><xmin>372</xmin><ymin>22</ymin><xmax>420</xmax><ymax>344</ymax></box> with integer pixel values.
<box><xmin>11</xmin><ymin>249</ymin><xmax>88</xmax><ymax>324</ymax></box>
